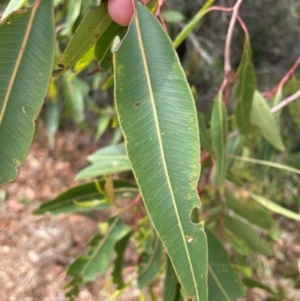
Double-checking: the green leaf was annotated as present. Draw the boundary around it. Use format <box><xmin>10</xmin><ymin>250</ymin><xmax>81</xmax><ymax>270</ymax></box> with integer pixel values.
<box><xmin>173</xmin><ymin>0</ymin><xmax>215</xmax><ymax>49</ymax></box>
<box><xmin>138</xmin><ymin>235</ymin><xmax>162</xmax><ymax>289</ymax></box>
<box><xmin>94</xmin><ymin>20</ymin><xmax>121</xmax><ymax>68</ymax></box>
<box><xmin>226</xmin><ymin>194</ymin><xmax>275</xmax><ymax>230</ymax></box>
<box><xmin>234</xmin><ymin>36</ymin><xmax>256</xmax><ymax>133</ymax></box>
<box><xmin>226</xmin><ymin>135</ymin><xmax>243</xmax><ymax>170</ymax></box>
<box><xmin>225</xmin><ymin>215</ymin><xmax>273</xmax><ymax>256</ymax></box>
<box><xmin>163</xmin><ymin>257</ymin><xmax>182</xmax><ymax>301</ymax></box>
<box><xmin>256</xmin><ymin>91</ymin><xmax>282</xmax><ymax>175</ymax></box>
<box><xmin>88</xmin><ymin>143</ymin><xmax>127</xmax><ymax>162</ymax></box>
<box><xmin>243</xmin><ymin>278</ymin><xmax>291</xmax><ymax>301</ymax></box>
<box><xmin>198</xmin><ymin>112</ymin><xmax>212</xmax><ymax>154</ymax></box>
<box><xmin>257</xmin><ymin>138</ymin><xmax>275</xmax><ymax>176</ymax></box>
<box><xmin>62</xmin><ymin>74</ymin><xmax>89</xmax><ymax>124</ymax></box>
<box><xmin>60</xmin><ymin>0</ymin><xmax>82</xmax><ymax>36</ymax></box>
<box><xmin>76</xmin><ymin>156</ymin><xmax>131</xmax><ymax>180</ymax></box>
<box><xmin>207</xmin><ymin>229</ymin><xmax>245</xmax><ymax>301</ymax></box>
<box><xmin>0</xmin><ymin>0</ymin><xmax>55</xmax><ymax>187</ymax></box>
<box><xmin>71</xmin><ymin>45</ymin><xmax>95</xmax><ymax>77</ymax></box>
<box><xmin>250</xmin><ymin>91</ymin><xmax>285</xmax><ymax>151</ymax></box>
<box><xmin>1</xmin><ymin>0</ymin><xmax>27</xmax><ymax>20</ymax></box>
<box><xmin>65</xmin><ymin>217</ymin><xmax>130</xmax><ymax>298</ymax></box>
<box><xmin>211</xmin><ymin>92</ymin><xmax>228</xmax><ymax>194</ymax></box>
<box><xmin>33</xmin><ymin>180</ymin><xmax>137</xmax><ymax>215</ymax></box>
<box><xmin>95</xmin><ymin>114</ymin><xmax>111</xmax><ymax>140</ymax></box>
<box><xmin>226</xmin><ymin>154</ymin><xmax>300</xmax><ymax>175</ymax></box>
<box><xmin>112</xmin><ymin>232</ymin><xmax>132</xmax><ymax>289</ymax></box>
<box><xmin>250</xmin><ymin>193</ymin><xmax>300</xmax><ymax>222</ymax></box>
<box><xmin>285</xmin><ymin>76</ymin><xmax>300</xmax><ymax>128</ymax></box>
<box><xmin>114</xmin><ymin>3</ymin><xmax>207</xmax><ymax>300</ymax></box>
<box><xmin>46</xmin><ymin>99</ymin><xmax>60</xmax><ymax>149</ymax></box>
<box><xmin>162</xmin><ymin>10</ymin><xmax>185</xmax><ymax>23</ymax></box>
<box><xmin>57</xmin><ymin>2</ymin><xmax>117</xmax><ymax>75</ymax></box>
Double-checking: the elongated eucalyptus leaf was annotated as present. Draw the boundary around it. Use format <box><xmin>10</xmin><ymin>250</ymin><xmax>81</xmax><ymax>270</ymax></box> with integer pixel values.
<box><xmin>138</xmin><ymin>235</ymin><xmax>162</xmax><ymax>289</ymax></box>
<box><xmin>60</xmin><ymin>0</ymin><xmax>81</xmax><ymax>36</ymax></box>
<box><xmin>285</xmin><ymin>76</ymin><xmax>300</xmax><ymax>128</ymax></box>
<box><xmin>225</xmin><ymin>215</ymin><xmax>273</xmax><ymax>256</ymax></box>
<box><xmin>226</xmin><ymin>194</ymin><xmax>275</xmax><ymax>230</ymax></box>
<box><xmin>66</xmin><ymin>217</ymin><xmax>130</xmax><ymax>298</ymax></box>
<box><xmin>76</xmin><ymin>159</ymin><xmax>131</xmax><ymax>180</ymax></box>
<box><xmin>250</xmin><ymin>193</ymin><xmax>300</xmax><ymax>222</ymax></box>
<box><xmin>234</xmin><ymin>35</ymin><xmax>256</xmax><ymax>133</ymax></box>
<box><xmin>257</xmin><ymin>91</ymin><xmax>282</xmax><ymax>175</ymax></box>
<box><xmin>112</xmin><ymin>232</ymin><xmax>132</xmax><ymax>289</ymax></box>
<box><xmin>250</xmin><ymin>91</ymin><xmax>284</xmax><ymax>151</ymax></box>
<box><xmin>76</xmin><ymin>144</ymin><xmax>131</xmax><ymax>180</ymax></box>
<box><xmin>211</xmin><ymin>92</ymin><xmax>227</xmax><ymax>194</ymax></box>
<box><xmin>243</xmin><ymin>278</ymin><xmax>290</xmax><ymax>300</ymax></box>
<box><xmin>33</xmin><ymin>180</ymin><xmax>137</xmax><ymax>215</ymax></box>
<box><xmin>207</xmin><ymin>229</ymin><xmax>245</xmax><ymax>301</ymax></box>
<box><xmin>173</xmin><ymin>0</ymin><xmax>215</xmax><ymax>49</ymax></box>
<box><xmin>163</xmin><ymin>257</ymin><xmax>182</xmax><ymax>301</ymax></box>
<box><xmin>1</xmin><ymin>0</ymin><xmax>27</xmax><ymax>20</ymax></box>
<box><xmin>56</xmin><ymin>2</ymin><xmax>117</xmax><ymax>75</ymax></box>
<box><xmin>226</xmin><ymin>135</ymin><xmax>243</xmax><ymax>170</ymax></box>
<box><xmin>226</xmin><ymin>154</ymin><xmax>300</xmax><ymax>175</ymax></box>
<box><xmin>114</xmin><ymin>3</ymin><xmax>207</xmax><ymax>300</ymax></box>
<box><xmin>198</xmin><ymin>112</ymin><xmax>212</xmax><ymax>154</ymax></box>
<box><xmin>0</xmin><ymin>0</ymin><xmax>55</xmax><ymax>187</ymax></box>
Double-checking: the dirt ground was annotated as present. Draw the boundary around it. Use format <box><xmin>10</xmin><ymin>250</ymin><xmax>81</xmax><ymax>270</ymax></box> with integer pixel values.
<box><xmin>1</xmin><ymin>124</ymin><xmax>300</xmax><ymax>301</ymax></box>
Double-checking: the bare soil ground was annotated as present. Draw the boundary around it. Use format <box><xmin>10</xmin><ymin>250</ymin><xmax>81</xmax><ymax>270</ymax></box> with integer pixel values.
<box><xmin>1</xmin><ymin>124</ymin><xmax>300</xmax><ymax>301</ymax></box>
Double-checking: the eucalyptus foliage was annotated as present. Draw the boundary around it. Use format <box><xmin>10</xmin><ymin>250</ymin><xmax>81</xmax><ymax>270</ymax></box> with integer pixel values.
<box><xmin>1</xmin><ymin>0</ymin><xmax>300</xmax><ymax>300</ymax></box>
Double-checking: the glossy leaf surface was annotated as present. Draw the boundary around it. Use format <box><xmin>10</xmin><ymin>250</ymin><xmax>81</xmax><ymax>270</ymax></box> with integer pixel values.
<box><xmin>250</xmin><ymin>91</ymin><xmax>284</xmax><ymax>151</ymax></box>
<box><xmin>207</xmin><ymin>229</ymin><xmax>245</xmax><ymax>301</ymax></box>
<box><xmin>211</xmin><ymin>92</ymin><xmax>227</xmax><ymax>194</ymax></box>
<box><xmin>114</xmin><ymin>3</ymin><xmax>207</xmax><ymax>300</ymax></box>
<box><xmin>0</xmin><ymin>0</ymin><xmax>55</xmax><ymax>187</ymax></box>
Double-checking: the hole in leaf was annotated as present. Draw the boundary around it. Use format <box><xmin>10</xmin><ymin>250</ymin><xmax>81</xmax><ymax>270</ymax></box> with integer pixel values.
<box><xmin>135</xmin><ymin>102</ymin><xmax>141</xmax><ymax>107</ymax></box>
<box><xmin>190</xmin><ymin>206</ymin><xmax>201</xmax><ymax>224</ymax></box>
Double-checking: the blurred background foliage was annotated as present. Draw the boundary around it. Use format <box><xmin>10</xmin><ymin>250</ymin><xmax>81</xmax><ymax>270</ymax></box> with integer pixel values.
<box><xmin>1</xmin><ymin>0</ymin><xmax>300</xmax><ymax>299</ymax></box>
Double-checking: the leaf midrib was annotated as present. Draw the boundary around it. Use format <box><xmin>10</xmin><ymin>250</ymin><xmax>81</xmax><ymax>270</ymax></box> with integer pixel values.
<box><xmin>80</xmin><ymin>216</ymin><xmax>120</xmax><ymax>276</ymax></box>
<box><xmin>135</xmin><ymin>6</ymin><xmax>200</xmax><ymax>300</ymax></box>
<box><xmin>0</xmin><ymin>0</ymin><xmax>41</xmax><ymax>124</ymax></box>
<box><xmin>208</xmin><ymin>263</ymin><xmax>231</xmax><ymax>301</ymax></box>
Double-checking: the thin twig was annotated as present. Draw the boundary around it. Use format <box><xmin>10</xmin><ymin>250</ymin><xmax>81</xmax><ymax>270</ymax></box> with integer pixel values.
<box><xmin>228</xmin><ymin>89</ymin><xmax>300</xmax><ymax>140</ymax></box>
<box><xmin>224</xmin><ymin>0</ymin><xmax>244</xmax><ymax>74</ymax></box>
<box><xmin>271</xmin><ymin>89</ymin><xmax>300</xmax><ymax>114</ymax></box>
<box><xmin>262</xmin><ymin>57</ymin><xmax>300</xmax><ymax>100</ymax></box>
<box><xmin>198</xmin><ymin>162</ymin><xmax>213</xmax><ymax>196</ymax></box>
<box><xmin>219</xmin><ymin>0</ymin><xmax>244</xmax><ymax>103</ymax></box>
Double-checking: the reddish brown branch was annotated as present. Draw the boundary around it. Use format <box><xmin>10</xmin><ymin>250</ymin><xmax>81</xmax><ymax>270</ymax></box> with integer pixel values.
<box><xmin>198</xmin><ymin>161</ymin><xmax>213</xmax><ymax>196</ymax></box>
<box><xmin>122</xmin><ymin>194</ymin><xmax>141</xmax><ymax>212</ymax></box>
<box><xmin>262</xmin><ymin>57</ymin><xmax>300</xmax><ymax>100</ymax></box>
